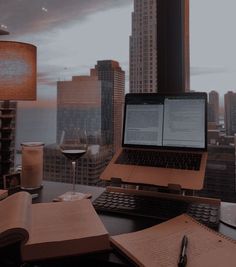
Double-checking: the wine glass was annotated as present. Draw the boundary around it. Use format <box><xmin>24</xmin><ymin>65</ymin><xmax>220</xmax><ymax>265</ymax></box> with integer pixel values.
<box><xmin>59</xmin><ymin>128</ymin><xmax>88</xmax><ymax>201</ymax></box>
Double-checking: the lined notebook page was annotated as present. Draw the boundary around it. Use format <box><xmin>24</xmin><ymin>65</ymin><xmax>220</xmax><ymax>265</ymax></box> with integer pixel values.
<box><xmin>111</xmin><ymin>214</ymin><xmax>236</xmax><ymax>267</ymax></box>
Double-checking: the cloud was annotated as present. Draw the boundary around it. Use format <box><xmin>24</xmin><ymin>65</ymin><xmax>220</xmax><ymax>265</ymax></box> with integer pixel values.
<box><xmin>38</xmin><ymin>59</ymin><xmax>129</xmax><ymax>87</ymax></box>
<box><xmin>191</xmin><ymin>66</ymin><xmax>229</xmax><ymax>76</ymax></box>
<box><xmin>37</xmin><ymin>63</ymin><xmax>93</xmax><ymax>87</ymax></box>
<box><xmin>0</xmin><ymin>0</ymin><xmax>132</xmax><ymax>35</ymax></box>
<box><xmin>0</xmin><ymin>0</ymin><xmax>132</xmax><ymax>96</ymax></box>
<box><xmin>37</xmin><ymin>72</ymin><xmax>55</xmax><ymax>85</ymax></box>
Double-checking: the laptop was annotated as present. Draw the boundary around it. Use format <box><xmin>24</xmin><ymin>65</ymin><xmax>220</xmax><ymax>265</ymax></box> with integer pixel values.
<box><xmin>100</xmin><ymin>92</ymin><xmax>208</xmax><ymax>190</ymax></box>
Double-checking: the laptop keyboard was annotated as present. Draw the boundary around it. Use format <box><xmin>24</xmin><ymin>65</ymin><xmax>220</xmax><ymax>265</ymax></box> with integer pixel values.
<box><xmin>115</xmin><ymin>149</ymin><xmax>202</xmax><ymax>171</ymax></box>
<box><xmin>93</xmin><ymin>190</ymin><xmax>220</xmax><ymax>230</ymax></box>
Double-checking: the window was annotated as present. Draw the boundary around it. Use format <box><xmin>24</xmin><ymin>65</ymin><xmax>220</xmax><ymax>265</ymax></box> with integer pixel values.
<box><xmin>191</xmin><ymin>1</ymin><xmax>236</xmax><ymax>202</ymax></box>
<box><xmin>4</xmin><ymin>1</ymin><xmax>236</xmax><ymax>203</ymax></box>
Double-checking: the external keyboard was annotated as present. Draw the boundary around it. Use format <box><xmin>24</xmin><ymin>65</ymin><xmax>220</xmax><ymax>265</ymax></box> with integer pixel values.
<box><xmin>115</xmin><ymin>149</ymin><xmax>202</xmax><ymax>170</ymax></box>
<box><xmin>93</xmin><ymin>190</ymin><xmax>220</xmax><ymax>230</ymax></box>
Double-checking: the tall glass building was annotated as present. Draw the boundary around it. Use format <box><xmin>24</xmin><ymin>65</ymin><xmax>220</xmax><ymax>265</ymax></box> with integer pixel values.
<box><xmin>208</xmin><ymin>90</ymin><xmax>220</xmax><ymax>124</ymax></box>
<box><xmin>57</xmin><ymin>75</ymin><xmax>110</xmax><ymax>145</ymax></box>
<box><xmin>224</xmin><ymin>91</ymin><xmax>236</xmax><ymax>136</ymax></box>
<box><xmin>57</xmin><ymin>61</ymin><xmax>125</xmax><ymax>152</ymax></box>
<box><xmin>130</xmin><ymin>0</ymin><xmax>190</xmax><ymax>93</ymax></box>
<box><xmin>91</xmin><ymin>60</ymin><xmax>125</xmax><ymax>152</ymax></box>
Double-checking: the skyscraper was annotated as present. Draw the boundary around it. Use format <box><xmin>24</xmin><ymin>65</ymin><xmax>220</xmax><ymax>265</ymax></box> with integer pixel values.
<box><xmin>129</xmin><ymin>0</ymin><xmax>189</xmax><ymax>93</ymax></box>
<box><xmin>199</xmin><ymin>144</ymin><xmax>236</xmax><ymax>202</ymax></box>
<box><xmin>57</xmin><ymin>75</ymin><xmax>111</xmax><ymax>144</ymax></box>
<box><xmin>43</xmin><ymin>143</ymin><xmax>113</xmax><ymax>186</ymax></box>
<box><xmin>49</xmin><ymin>63</ymin><xmax>125</xmax><ymax>185</ymax></box>
<box><xmin>57</xmin><ymin>61</ymin><xmax>125</xmax><ymax>152</ymax></box>
<box><xmin>208</xmin><ymin>90</ymin><xmax>219</xmax><ymax>124</ymax></box>
<box><xmin>130</xmin><ymin>0</ymin><xmax>157</xmax><ymax>93</ymax></box>
<box><xmin>224</xmin><ymin>91</ymin><xmax>236</xmax><ymax>136</ymax></box>
<box><xmin>90</xmin><ymin>60</ymin><xmax>125</xmax><ymax>152</ymax></box>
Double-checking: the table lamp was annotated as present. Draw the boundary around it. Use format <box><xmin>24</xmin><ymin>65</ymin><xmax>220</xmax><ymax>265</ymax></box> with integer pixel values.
<box><xmin>0</xmin><ymin>41</ymin><xmax>36</xmax><ymax>187</ymax></box>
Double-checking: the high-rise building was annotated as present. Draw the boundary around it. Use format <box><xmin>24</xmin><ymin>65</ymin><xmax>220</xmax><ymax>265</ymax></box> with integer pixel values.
<box><xmin>43</xmin><ymin>144</ymin><xmax>113</xmax><ymax>186</ymax></box>
<box><xmin>57</xmin><ymin>61</ymin><xmax>125</xmax><ymax>152</ymax></box>
<box><xmin>208</xmin><ymin>103</ymin><xmax>215</xmax><ymax>124</ymax></box>
<box><xmin>208</xmin><ymin>90</ymin><xmax>219</xmax><ymax>124</ymax></box>
<box><xmin>130</xmin><ymin>0</ymin><xmax>157</xmax><ymax>93</ymax></box>
<box><xmin>90</xmin><ymin>60</ymin><xmax>125</xmax><ymax>152</ymax></box>
<box><xmin>198</xmin><ymin>144</ymin><xmax>236</xmax><ymax>203</ymax></box>
<box><xmin>224</xmin><ymin>91</ymin><xmax>236</xmax><ymax>136</ymax></box>
<box><xmin>57</xmin><ymin>75</ymin><xmax>112</xmax><ymax>145</ymax></box>
<box><xmin>130</xmin><ymin>0</ymin><xmax>190</xmax><ymax>93</ymax></box>
<box><xmin>54</xmin><ymin>62</ymin><xmax>125</xmax><ymax>185</ymax></box>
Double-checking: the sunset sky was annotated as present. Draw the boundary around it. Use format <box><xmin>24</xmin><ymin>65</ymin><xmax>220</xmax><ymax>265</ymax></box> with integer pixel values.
<box><xmin>0</xmin><ymin>0</ymin><xmax>132</xmax><ymax>106</ymax></box>
<box><xmin>1</xmin><ymin>0</ymin><xmax>236</xmax><ymax>103</ymax></box>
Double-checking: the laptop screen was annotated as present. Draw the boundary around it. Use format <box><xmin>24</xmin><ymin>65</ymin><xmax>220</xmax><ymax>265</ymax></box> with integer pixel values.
<box><xmin>123</xmin><ymin>93</ymin><xmax>207</xmax><ymax>150</ymax></box>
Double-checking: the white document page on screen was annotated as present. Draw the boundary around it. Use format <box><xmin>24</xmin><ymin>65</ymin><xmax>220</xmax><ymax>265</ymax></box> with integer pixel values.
<box><xmin>163</xmin><ymin>99</ymin><xmax>205</xmax><ymax>148</ymax></box>
<box><xmin>124</xmin><ymin>104</ymin><xmax>163</xmax><ymax>146</ymax></box>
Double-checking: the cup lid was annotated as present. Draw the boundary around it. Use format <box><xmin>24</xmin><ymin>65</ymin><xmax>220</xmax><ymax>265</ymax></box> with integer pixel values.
<box><xmin>21</xmin><ymin>142</ymin><xmax>44</xmax><ymax>147</ymax></box>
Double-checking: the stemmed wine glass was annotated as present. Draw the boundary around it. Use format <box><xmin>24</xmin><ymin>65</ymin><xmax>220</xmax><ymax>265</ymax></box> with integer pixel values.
<box><xmin>59</xmin><ymin>128</ymin><xmax>88</xmax><ymax>201</ymax></box>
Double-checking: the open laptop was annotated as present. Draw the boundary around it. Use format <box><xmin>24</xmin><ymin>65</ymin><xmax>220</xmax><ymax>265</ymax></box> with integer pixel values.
<box><xmin>100</xmin><ymin>92</ymin><xmax>208</xmax><ymax>190</ymax></box>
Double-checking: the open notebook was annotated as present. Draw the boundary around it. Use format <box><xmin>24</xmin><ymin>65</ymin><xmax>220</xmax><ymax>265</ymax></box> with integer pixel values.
<box><xmin>101</xmin><ymin>92</ymin><xmax>208</xmax><ymax>190</ymax></box>
<box><xmin>111</xmin><ymin>214</ymin><xmax>236</xmax><ymax>267</ymax></box>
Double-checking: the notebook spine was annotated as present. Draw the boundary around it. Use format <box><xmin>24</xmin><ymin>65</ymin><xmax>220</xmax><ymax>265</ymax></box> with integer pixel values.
<box><xmin>187</xmin><ymin>214</ymin><xmax>236</xmax><ymax>244</ymax></box>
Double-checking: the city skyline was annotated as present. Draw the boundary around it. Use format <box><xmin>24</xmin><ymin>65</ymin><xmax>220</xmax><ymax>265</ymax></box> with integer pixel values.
<box><xmin>2</xmin><ymin>0</ymin><xmax>236</xmax><ymax>148</ymax></box>
<box><xmin>1</xmin><ymin>1</ymin><xmax>236</xmax><ymax>100</ymax></box>
<box><xmin>0</xmin><ymin>0</ymin><xmax>132</xmax><ymax>106</ymax></box>
<box><xmin>1</xmin><ymin>0</ymin><xmax>236</xmax><ymax>203</ymax></box>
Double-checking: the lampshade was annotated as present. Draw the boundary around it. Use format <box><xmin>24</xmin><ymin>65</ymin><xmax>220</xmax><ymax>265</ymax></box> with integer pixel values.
<box><xmin>0</xmin><ymin>41</ymin><xmax>36</xmax><ymax>100</ymax></box>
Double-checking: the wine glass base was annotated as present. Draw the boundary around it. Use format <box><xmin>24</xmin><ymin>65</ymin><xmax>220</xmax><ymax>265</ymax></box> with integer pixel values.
<box><xmin>54</xmin><ymin>191</ymin><xmax>92</xmax><ymax>202</ymax></box>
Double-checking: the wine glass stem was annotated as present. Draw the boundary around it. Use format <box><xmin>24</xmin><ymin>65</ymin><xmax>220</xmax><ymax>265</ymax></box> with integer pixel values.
<box><xmin>71</xmin><ymin>161</ymin><xmax>76</xmax><ymax>194</ymax></box>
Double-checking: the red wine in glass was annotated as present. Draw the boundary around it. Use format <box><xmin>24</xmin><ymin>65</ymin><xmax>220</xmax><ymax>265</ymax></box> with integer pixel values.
<box><xmin>61</xmin><ymin>149</ymin><xmax>86</xmax><ymax>161</ymax></box>
<box><xmin>59</xmin><ymin>128</ymin><xmax>88</xmax><ymax>201</ymax></box>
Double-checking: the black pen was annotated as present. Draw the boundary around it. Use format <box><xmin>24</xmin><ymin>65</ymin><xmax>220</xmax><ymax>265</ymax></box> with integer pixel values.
<box><xmin>178</xmin><ymin>235</ymin><xmax>188</xmax><ymax>267</ymax></box>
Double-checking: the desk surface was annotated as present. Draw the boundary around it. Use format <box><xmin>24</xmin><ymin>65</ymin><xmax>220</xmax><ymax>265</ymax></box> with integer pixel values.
<box><xmin>35</xmin><ymin>181</ymin><xmax>160</xmax><ymax>235</ymax></box>
<box><xmin>29</xmin><ymin>180</ymin><xmax>236</xmax><ymax>266</ymax></box>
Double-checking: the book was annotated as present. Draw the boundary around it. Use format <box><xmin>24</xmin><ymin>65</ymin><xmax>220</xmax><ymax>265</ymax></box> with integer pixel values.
<box><xmin>111</xmin><ymin>214</ymin><xmax>236</xmax><ymax>267</ymax></box>
<box><xmin>0</xmin><ymin>189</ymin><xmax>8</xmax><ymax>200</ymax></box>
<box><xmin>0</xmin><ymin>191</ymin><xmax>110</xmax><ymax>261</ymax></box>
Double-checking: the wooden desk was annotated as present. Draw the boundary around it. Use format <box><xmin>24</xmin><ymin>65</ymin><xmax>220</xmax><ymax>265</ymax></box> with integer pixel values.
<box><xmin>34</xmin><ymin>181</ymin><xmax>160</xmax><ymax>235</ymax></box>
<box><xmin>3</xmin><ymin>181</ymin><xmax>236</xmax><ymax>267</ymax></box>
<box><xmin>35</xmin><ymin>181</ymin><xmax>236</xmax><ymax>237</ymax></box>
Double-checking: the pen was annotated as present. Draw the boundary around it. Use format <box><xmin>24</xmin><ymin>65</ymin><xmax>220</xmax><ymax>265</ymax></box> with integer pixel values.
<box><xmin>178</xmin><ymin>235</ymin><xmax>188</xmax><ymax>267</ymax></box>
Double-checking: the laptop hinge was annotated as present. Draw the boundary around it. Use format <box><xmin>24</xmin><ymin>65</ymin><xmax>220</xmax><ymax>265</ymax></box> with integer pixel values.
<box><xmin>167</xmin><ymin>183</ymin><xmax>182</xmax><ymax>194</ymax></box>
<box><xmin>110</xmin><ymin>177</ymin><xmax>122</xmax><ymax>187</ymax></box>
